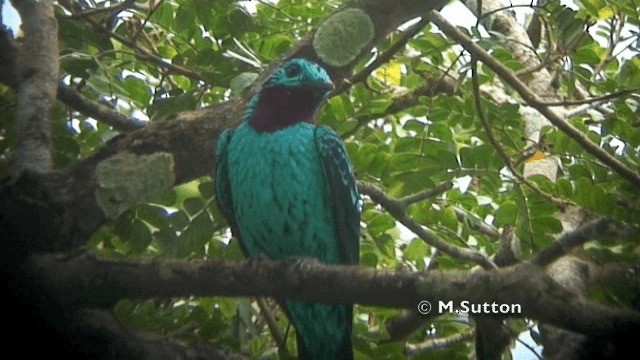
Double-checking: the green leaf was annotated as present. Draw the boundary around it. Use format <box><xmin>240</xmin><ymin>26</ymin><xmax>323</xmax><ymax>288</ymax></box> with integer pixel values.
<box><xmin>61</xmin><ymin>57</ymin><xmax>98</xmax><ymax>79</ymax></box>
<box><xmin>258</xmin><ymin>34</ymin><xmax>293</xmax><ymax>60</ymax></box>
<box><xmin>495</xmin><ymin>201</ymin><xmax>518</xmax><ymax>227</ymax></box>
<box><xmin>403</xmin><ymin>238</ymin><xmax>428</xmax><ymax>262</ymax></box>
<box><xmin>149</xmin><ymin>91</ymin><xmax>198</xmax><ymax>120</ymax></box>
<box><xmin>367</xmin><ymin>214</ymin><xmax>396</xmax><ymax>236</ymax></box>
<box><xmin>619</xmin><ymin>56</ymin><xmax>640</xmax><ymax>88</ymax></box>
<box><xmin>178</xmin><ymin>212</ymin><xmax>214</xmax><ymax>257</ymax></box>
<box><xmin>122</xmin><ymin>76</ymin><xmax>152</xmax><ymax>108</ymax></box>
<box><xmin>440</xmin><ymin>206</ymin><xmax>458</xmax><ymax>231</ymax></box>
<box><xmin>374</xmin><ymin>234</ymin><xmax>396</xmax><ymax>260</ymax></box>
<box><xmin>129</xmin><ymin>219</ymin><xmax>152</xmax><ymax>254</ymax></box>
<box><xmin>360</xmin><ymin>252</ymin><xmax>378</xmax><ymax>267</ymax></box>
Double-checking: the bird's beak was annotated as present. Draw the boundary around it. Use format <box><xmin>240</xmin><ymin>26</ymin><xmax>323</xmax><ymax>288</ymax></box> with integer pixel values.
<box><xmin>322</xmin><ymin>81</ymin><xmax>335</xmax><ymax>100</ymax></box>
<box><xmin>309</xmin><ymin>78</ymin><xmax>334</xmax><ymax>92</ymax></box>
<box><xmin>307</xmin><ymin>79</ymin><xmax>335</xmax><ymax>100</ymax></box>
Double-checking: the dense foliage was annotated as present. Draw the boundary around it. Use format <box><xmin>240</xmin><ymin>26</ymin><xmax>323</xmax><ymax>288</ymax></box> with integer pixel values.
<box><xmin>1</xmin><ymin>0</ymin><xmax>639</xmax><ymax>359</ymax></box>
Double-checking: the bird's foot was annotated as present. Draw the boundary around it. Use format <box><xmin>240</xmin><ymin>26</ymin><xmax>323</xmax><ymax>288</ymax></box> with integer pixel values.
<box><xmin>248</xmin><ymin>253</ymin><xmax>270</xmax><ymax>270</ymax></box>
<box><xmin>286</xmin><ymin>256</ymin><xmax>323</xmax><ymax>273</ymax></box>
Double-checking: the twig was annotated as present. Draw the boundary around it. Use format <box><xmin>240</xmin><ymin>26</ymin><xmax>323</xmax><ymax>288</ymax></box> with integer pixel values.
<box><xmin>593</xmin><ymin>13</ymin><xmax>625</xmax><ymax>78</ymax></box>
<box><xmin>67</xmin><ymin>2</ymin><xmax>132</xmax><ymax>19</ymax></box>
<box><xmin>82</xmin><ymin>16</ymin><xmax>204</xmax><ymax>81</ymax></box>
<box><xmin>397</xmin><ymin>181</ymin><xmax>453</xmax><ymax>208</ymax></box>
<box><xmin>449</xmin><ymin>205</ymin><xmax>501</xmax><ymax>239</ymax></box>
<box><xmin>514</xmin><ymin>331</ymin><xmax>543</xmax><ymax>359</ymax></box>
<box><xmin>256</xmin><ymin>298</ymin><xmax>291</xmax><ymax>359</ymax></box>
<box><xmin>426</xmin><ymin>10</ymin><xmax>640</xmax><ymax>188</ymax></box>
<box><xmin>405</xmin><ymin>328</ymin><xmax>475</xmax><ymax>354</ymax></box>
<box><xmin>57</xmin><ymin>85</ymin><xmax>146</xmax><ymax>132</ymax></box>
<box><xmin>357</xmin><ymin>182</ymin><xmax>498</xmax><ymax>270</ymax></box>
<box><xmin>515</xmin><ymin>53</ymin><xmax>565</xmax><ymax>77</ymax></box>
<box><xmin>256</xmin><ymin>0</ymin><xmax>296</xmax><ymax>21</ymax></box>
<box><xmin>340</xmin><ymin>67</ymin><xmax>458</xmax><ymax>139</ymax></box>
<box><xmin>532</xmin><ymin>88</ymin><xmax>638</xmax><ymax>107</ymax></box>
<box><xmin>131</xmin><ymin>0</ymin><xmax>165</xmax><ymax>44</ymax></box>
<box><xmin>533</xmin><ymin>217</ymin><xmax>624</xmax><ymax>266</ymax></box>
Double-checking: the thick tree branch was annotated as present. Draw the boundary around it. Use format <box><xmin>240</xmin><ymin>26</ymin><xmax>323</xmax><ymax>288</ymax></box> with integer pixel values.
<box><xmin>386</xmin><ymin>250</ymin><xmax>443</xmax><ymax>341</ymax></box>
<box><xmin>10</xmin><ymin>0</ymin><xmax>59</xmax><ymax>177</ymax></box>
<box><xmin>29</xmin><ymin>253</ymin><xmax>640</xmax><ymax>339</ymax></box>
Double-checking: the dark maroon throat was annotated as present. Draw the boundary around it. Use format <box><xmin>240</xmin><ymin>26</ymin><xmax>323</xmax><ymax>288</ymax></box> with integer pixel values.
<box><xmin>248</xmin><ymin>86</ymin><xmax>324</xmax><ymax>132</ymax></box>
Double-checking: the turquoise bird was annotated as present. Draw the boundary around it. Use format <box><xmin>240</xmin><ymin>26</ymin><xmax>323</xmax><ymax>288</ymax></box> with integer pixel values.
<box><xmin>215</xmin><ymin>58</ymin><xmax>360</xmax><ymax>360</ymax></box>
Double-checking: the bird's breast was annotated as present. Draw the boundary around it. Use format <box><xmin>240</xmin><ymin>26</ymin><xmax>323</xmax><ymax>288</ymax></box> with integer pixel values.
<box><xmin>227</xmin><ymin>122</ymin><xmax>339</xmax><ymax>262</ymax></box>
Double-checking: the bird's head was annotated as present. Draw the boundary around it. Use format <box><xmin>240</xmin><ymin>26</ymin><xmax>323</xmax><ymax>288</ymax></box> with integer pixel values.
<box><xmin>245</xmin><ymin>58</ymin><xmax>334</xmax><ymax>132</ymax></box>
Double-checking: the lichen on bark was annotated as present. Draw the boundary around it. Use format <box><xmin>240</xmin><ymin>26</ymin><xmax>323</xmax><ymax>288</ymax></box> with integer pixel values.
<box><xmin>95</xmin><ymin>152</ymin><xmax>174</xmax><ymax>219</ymax></box>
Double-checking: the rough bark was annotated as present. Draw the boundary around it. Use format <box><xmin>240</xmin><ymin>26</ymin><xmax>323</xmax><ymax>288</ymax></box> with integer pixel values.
<box><xmin>27</xmin><ymin>252</ymin><xmax>640</xmax><ymax>339</ymax></box>
<box><xmin>10</xmin><ymin>0</ymin><xmax>58</xmax><ymax>177</ymax></box>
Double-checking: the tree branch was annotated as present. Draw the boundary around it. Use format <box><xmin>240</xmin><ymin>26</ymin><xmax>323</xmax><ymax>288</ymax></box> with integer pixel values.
<box><xmin>531</xmin><ymin>88</ymin><xmax>639</xmax><ymax>107</ymax></box>
<box><xmin>10</xmin><ymin>0</ymin><xmax>59</xmax><ymax>177</ymax></box>
<box><xmin>341</xmin><ymin>68</ymin><xmax>458</xmax><ymax>138</ymax></box>
<box><xmin>358</xmin><ymin>182</ymin><xmax>498</xmax><ymax>269</ymax></box>
<box><xmin>57</xmin><ymin>84</ymin><xmax>147</xmax><ymax>132</ymax></box>
<box><xmin>256</xmin><ymin>298</ymin><xmax>291</xmax><ymax>359</ymax></box>
<box><xmin>398</xmin><ymin>181</ymin><xmax>453</xmax><ymax>208</ymax></box>
<box><xmin>533</xmin><ymin>217</ymin><xmax>625</xmax><ymax>267</ymax></box>
<box><xmin>405</xmin><ymin>328</ymin><xmax>475</xmax><ymax>354</ymax></box>
<box><xmin>28</xmin><ymin>252</ymin><xmax>640</xmax><ymax>339</ymax></box>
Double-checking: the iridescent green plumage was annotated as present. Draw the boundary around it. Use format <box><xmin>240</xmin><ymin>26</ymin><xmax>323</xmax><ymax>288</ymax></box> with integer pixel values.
<box><xmin>215</xmin><ymin>58</ymin><xmax>359</xmax><ymax>360</ymax></box>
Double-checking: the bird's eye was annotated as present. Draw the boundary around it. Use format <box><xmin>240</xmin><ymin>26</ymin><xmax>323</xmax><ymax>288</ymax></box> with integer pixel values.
<box><xmin>285</xmin><ymin>64</ymin><xmax>301</xmax><ymax>78</ymax></box>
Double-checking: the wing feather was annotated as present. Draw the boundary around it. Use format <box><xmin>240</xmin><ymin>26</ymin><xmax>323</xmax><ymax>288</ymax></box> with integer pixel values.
<box><xmin>214</xmin><ymin>128</ymin><xmax>247</xmax><ymax>255</ymax></box>
<box><xmin>314</xmin><ymin>126</ymin><xmax>360</xmax><ymax>265</ymax></box>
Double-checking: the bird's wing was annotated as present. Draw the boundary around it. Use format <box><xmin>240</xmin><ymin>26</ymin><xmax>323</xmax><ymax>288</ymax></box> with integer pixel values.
<box><xmin>314</xmin><ymin>126</ymin><xmax>360</xmax><ymax>265</ymax></box>
<box><xmin>214</xmin><ymin>128</ymin><xmax>245</xmax><ymax>252</ymax></box>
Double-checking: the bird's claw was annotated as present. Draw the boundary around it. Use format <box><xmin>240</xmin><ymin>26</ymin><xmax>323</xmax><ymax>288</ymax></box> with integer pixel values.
<box><xmin>248</xmin><ymin>253</ymin><xmax>270</xmax><ymax>270</ymax></box>
<box><xmin>287</xmin><ymin>256</ymin><xmax>322</xmax><ymax>273</ymax></box>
